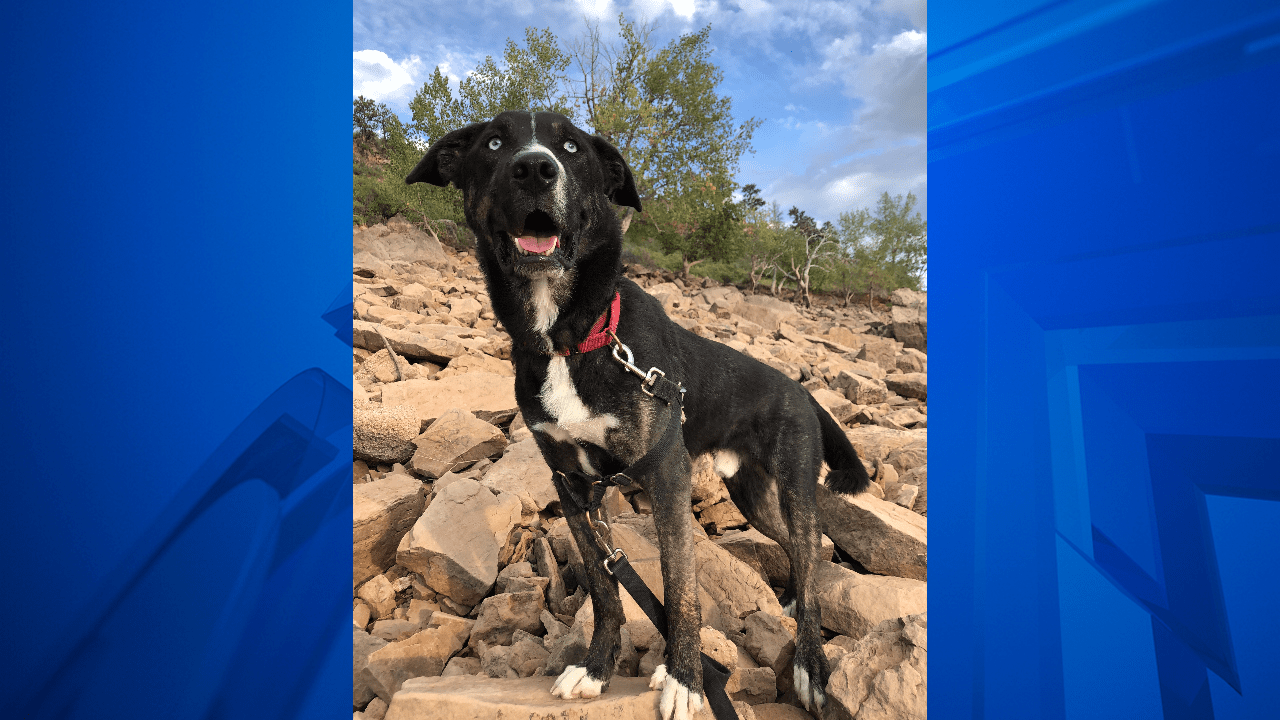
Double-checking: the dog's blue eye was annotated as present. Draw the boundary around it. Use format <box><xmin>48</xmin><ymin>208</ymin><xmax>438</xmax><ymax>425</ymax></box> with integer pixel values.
<box><xmin>488</xmin><ymin>138</ymin><xmax>502</xmax><ymax>150</ymax></box>
<box><xmin>564</xmin><ymin>141</ymin><xmax>577</xmax><ymax>153</ymax></box>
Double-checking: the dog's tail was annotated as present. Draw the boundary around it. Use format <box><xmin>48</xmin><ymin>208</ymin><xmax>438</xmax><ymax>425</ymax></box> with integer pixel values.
<box><xmin>807</xmin><ymin>393</ymin><xmax>871</xmax><ymax>495</ymax></box>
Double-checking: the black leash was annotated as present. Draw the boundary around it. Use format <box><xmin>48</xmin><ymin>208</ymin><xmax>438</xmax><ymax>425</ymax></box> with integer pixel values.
<box><xmin>551</xmin><ymin>333</ymin><xmax>737</xmax><ymax>720</ymax></box>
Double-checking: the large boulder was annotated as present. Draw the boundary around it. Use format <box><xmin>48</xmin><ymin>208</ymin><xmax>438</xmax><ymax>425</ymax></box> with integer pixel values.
<box><xmin>733</xmin><ymin>296</ymin><xmax>799</xmax><ymax>333</ymax></box>
<box><xmin>361</xmin><ymin>624</ymin><xmax>470</xmax><ymax>702</ymax></box>
<box><xmin>353</xmin><ymin>473</ymin><xmax>427</xmax><ymax>588</ymax></box>
<box><xmin>396</xmin><ymin>478</ymin><xmax>522</xmax><ymax>607</ymax></box>
<box><xmin>354</xmin><ymin>219</ymin><xmax>448</xmax><ymax>269</ymax></box>
<box><xmin>470</xmin><ymin>590</ymin><xmax>547</xmax><ymax>646</ymax></box>
<box><xmin>480</xmin><ymin>439</ymin><xmax>557</xmax><ymax>513</ymax></box>
<box><xmin>384</xmin><ymin>676</ymin><xmax>687</xmax><ymax>720</ymax></box>
<box><xmin>826</xmin><ymin>613</ymin><xmax>927</xmax><ymax>720</ymax></box>
<box><xmin>889</xmin><ymin>289</ymin><xmax>927</xmax><ymax>352</ymax></box>
<box><xmin>353</xmin><ymin>402</ymin><xmax>419</xmax><ymax>464</ymax></box>
<box><xmin>353</xmin><ymin>321</ymin><xmax>467</xmax><ymax>365</ymax></box>
<box><xmin>816</xmin><ymin>486</ymin><xmax>926</xmax><ymax>581</ymax></box>
<box><xmin>380</xmin><ymin>373</ymin><xmax>517</xmax><ymax>429</ymax></box>
<box><xmin>813</xmin><ymin>562</ymin><xmax>926</xmax><ymax>640</ymax></box>
<box><xmin>409</xmin><ymin>408</ymin><xmax>507</xmax><ymax>478</ymax></box>
<box><xmin>884</xmin><ymin>373</ymin><xmax>927</xmax><ymax>401</ymax></box>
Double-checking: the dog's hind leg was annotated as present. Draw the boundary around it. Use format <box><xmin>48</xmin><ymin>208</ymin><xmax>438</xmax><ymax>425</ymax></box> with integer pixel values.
<box><xmin>772</xmin><ymin>452</ymin><xmax>831</xmax><ymax>714</ymax></box>
<box><xmin>550</xmin><ymin>499</ymin><xmax>624</xmax><ymax>699</ymax></box>
<box><xmin>717</xmin><ymin>459</ymin><xmax>802</xmax><ymax>614</ymax></box>
<box><xmin>645</xmin><ymin>449</ymin><xmax>706</xmax><ymax>720</ymax></box>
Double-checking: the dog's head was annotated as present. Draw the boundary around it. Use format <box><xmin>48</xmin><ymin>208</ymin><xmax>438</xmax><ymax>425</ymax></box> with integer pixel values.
<box><xmin>406</xmin><ymin>111</ymin><xmax>641</xmax><ymax>281</ymax></box>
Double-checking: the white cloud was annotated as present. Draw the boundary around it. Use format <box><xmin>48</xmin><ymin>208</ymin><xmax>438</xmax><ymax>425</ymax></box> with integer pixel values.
<box><xmin>353</xmin><ymin>50</ymin><xmax>421</xmax><ymax>102</ymax></box>
<box><xmin>574</xmin><ymin>0</ymin><xmax>616</xmax><ymax>20</ymax></box>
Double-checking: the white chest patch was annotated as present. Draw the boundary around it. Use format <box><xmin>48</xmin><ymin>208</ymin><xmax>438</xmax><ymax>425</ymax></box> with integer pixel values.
<box><xmin>538</xmin><ymin>356</ymin><xmax>618</xmax><ymax>447</ymax></box>
<box><xmin>531</xmin><ymin>278</ymin><xmax>558</xmax><ymax>334</ymax></box>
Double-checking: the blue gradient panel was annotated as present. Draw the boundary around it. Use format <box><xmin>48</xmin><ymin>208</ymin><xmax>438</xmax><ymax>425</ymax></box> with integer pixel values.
<box><xmin>0</xmin><ymin>0</ymin><xmax>349</xmax><ymax>717</ymax></box>
<box><xmin>932</xmin><ymin>1</ymin><xmax>1280</xmax><ymax>718</ymax></box>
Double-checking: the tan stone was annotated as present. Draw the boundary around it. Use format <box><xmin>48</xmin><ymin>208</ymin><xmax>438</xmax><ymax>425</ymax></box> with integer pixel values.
<box><xmin>353</xmin><ymin>321</ymin><xmax>467</xmax><ymax>365</ymax></box>
<box><xmin>384</xmin><ymin>676</ymin><xmax>713</xmax><ymax>720</ymax></box>
<box><xmin>825</xmin><ymin>613</ymin><xmax>927</xmax><ymax>720</ymax></box>
<box><xmin>435</xmin><ymin>352</ymin><xmax>513</xmax><ymax>378</ymax></box>
<box><xmin>885</xmin><ymin>438</ymin><xmax>927</xmax><ymax>474</ymax></box>
<box><xmin>358</xmin><ymin>575</ymin><xmax>398</xmax><ymax>620</ymax></box>
<box><xmin>884</xmin><ymin>372</ymin><xmax>927</xmax><ymax>401</ymax></box>
<box><xmin>362</xmin><ymin>626</ymin><xmax>468</xmax><ymax>702</ymax></box>
<box><xmin>353</xmin><ymin>474</ymin><xmax>427</xmax><ymax>589</ymax></box>
<box><xmin>479</xmin><ymin>439</ymin><xmax>556</xmax><ymax>513</ymax></box>
<box><xmin>832</xmin><ymin>370</ymin><xmax>889</xmax><ymax>405</ymax></box>
<box><xmin>816</xmin><ymin>485</ymin><xmax>926</xmax><ymax>581</ymax></box>
<box><xmin>380</xmin><ymin>373</ymin><xmax>517</xmax><ymax>428</ymax></box>
<box><xmin>397</xmin><ymin>478</ymin><xmax>522</xmax><ymax>606</ymax></box>
<box><xmin>811</xmin><ymin>387</ymin><xmax>856</xmax><ymax>424</ymax></box>
<box><xmin>353</xmin><ymin>402</ymin><xmax>419</xmax><ymax>465</ymax></box>
<box><xmin>409</xmin><ymin>408</ymin><xmax>507</xmax><ymax>478</ymax></box>
<box><xmin>814</xmin><ymin>562</ymin><xmax>927</xmax><ymax>640</ymax></box>
<box><xmin>470</xmin><ymin>590</ymin><xmax>547</xmax><ymax>646</ymax></box>
<box><xmin>700</xmin><ymin>499</ymin><xmax>748</xmax><ymax>533</ymax></box>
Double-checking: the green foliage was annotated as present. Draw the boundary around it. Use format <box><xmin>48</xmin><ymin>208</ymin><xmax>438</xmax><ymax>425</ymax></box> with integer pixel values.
<box><xmin>838</xmin><ymin>192</ymin><xmax>927</xmax><ymax>294</ymax></box>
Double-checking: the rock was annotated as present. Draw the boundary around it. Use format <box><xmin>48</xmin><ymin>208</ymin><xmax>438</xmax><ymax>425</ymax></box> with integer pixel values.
<box><xmin>409</xmin><ymin>408</ymin><xmax>507</xmax><ymax>478</ymax></box>
<box><xmin>843</xmin><ymin>426</ymin><xmax>922</xmax><ymax>467</ymax></box>
<box><xmin>855</xmin><ymin>336</ymin><xmax>902</xmax><ymax>373</ymax></box>
<box><xmin>896</xmin><ymin>348</ymin><xmax>927</xmax><ymax>374</ymax></box>
<box><xmin>695</xmin><ymin>526</ymin><xmax>784</xmax><ymax>619</ymax></box>
<box><xmin>826</xmin><ymin>613</ymin><xmax>927</xmax><ymax>720</ymax></box>
<box><xmin>532</xmin><ymin>537</ymin><xmax>567</xmax><ymax>608</ymax></box>
<box><xmin>733</xmin><ymin>296</ymin><xmax>799</xmax><ymax>333</ymax></box>
<box><xmin>380</xmin><ymin>374</ymin><xmax>517</xmax><ymax>429</ymax></box>
<box><xmin>700</xmin><ymin>626</ymin><xmax>741</xmax><ymax>674</ymax></box>
<box><xmin>602</xmin><ymin>485</ymin><xmax>632</xmax><ymax>520</ymax></box>
<box><xmin>810</xmin><ymin>388</ymin><xmax>856</xmax><ymax>424</ymax></box>
<box><xmin>479</xmin><ymin>439</ymin><xmax>556</xmax><ymax>513</ymax></box>
<box><xmin>357</xmin><ymin>575</ymin><xmax>398</xmax><ymax>620</ymax></box>
<box><xmin>884</xmin><ymin>373</ymin><xmax>927</xmax><ymax>401</ymax></box>
<box><xmin>889</xmin><ymin>288</ymin><xmax>926</xmax><ymax>310</ymax></box>
<box><xmin>816</xmin><ymin>485</ymin><xmax>926</xmax><ymax>581</ymax></box>
<box><xmin>543</xmin><ymin>623</ymin><xmax>590</xmax><ymax>676</ymax></box>
<box><xmin>891</xmin><ymin>483</ymin><xmax>919</xmax><ymax>510</ymax></box>
<box><xmin>700</xmin><ymin>499</ymin><xmax>748</xmax><ymax>533</ymax></box>
<box><xmin>479</xmin><ymin>644</ymin><xmax>518</xmax><ymax>678</ymax></box>
<box><xmin>714</xmin><ymin>527</ymin><xmax>835</xmax><ymax>588</ymax></box>
<box><xmin>752</xmin><ymin>703</ymin><xmax>813</xmax><ymax>720</ymax></box>
<box><xmin>690</xmin><ymin>454</ymin><xmax>730</xmax><ymax>510</ymax></box>
<box><xmin>883</xmin><ymin>408</ymin><xmax>926</xmax><ymax>429</ymax></box>
<box><xmin>884</xmin><ymin>438</ymin><xmax>927</xmax><ymax>474</ymax></box>
<box><xmin>362</xmin><ymin>625</ymin><xmax>469</xmax><ymax>702</ymax></box>
<box><xmin>441</xmin><ymin>656</ymin><xmax>481</xmax><ymax>677</ymax></box>
<box><xmin>372</xmin><ymin>618</ymin><xmax>422</xmax><ymax>642</ymax></box>
<box><xmin>363</xmin><ymin>696</ymin><xmax>389</xmax><ymax>720</ymax></box>
<box><xmin>352</xmin><ymin>321</ymin><xmax>467</xmax><ymax>365</ymax></box>
<box><xmin>470</xmin><ymin>590</ymin><xmax>547</xmax><ymax>646</ymax></box>
<box><xmin>901</xmin><ymin>465</ymin><xmax>926</xmax><ymax>515</ymax></box>
<box><xmin>354</xmin><ymin>602</ymin><xmax>372</xmax><ymax>630</ymax></box>
<box><xmin>448</xmin><ymin>297</ymin><xmax>482</xmax><ymax>325</ymax></box>
<box><xmin>353</xmin><ymin>474</ymin><xmax>427</xmax><ymax>589</ymax></box>
<box><xmin>383</xmin><ymin>676</ymin><xmax>694</xmax><ymax>720</ymax></box>
<box><xmin>727</xmin><ymin>666</ymin><xmax>777</xmax><ymax>705</ymax></box>
<box><xmin>435</xmin><ymin>352</ymin><xmax>514</xmax><ymax>378</ymax></box>
<box><xmin>508</xmin><ymin>635</ymin><xmax>551</xmax><ymax>677</ymax></box>
<box><xmin>832</xmin><ymin>370</ymin><xmax>889</xmax><ymax>406</ymax></box>
<box><xmin>890</xmin><ymin>305</ymin><xmax>927</xmax><ymax>351</ymax></box>
<box><xmin>743</xmin><ymin>612</ymin><xmax>797</xmax><ymax>678</ymax></box>
<box><xmin>353</xmin><ymin>403</ymin><xmax>420</xmax><ymax>465</ymax></box>
<box><xmin>397</xmin><ymin>478</ymin><xmax>522</xmax><ymax>606</ymax></box>
<box><xmin>354</xmin><ymin>628</ymin><xmax>388</xmax><ymax>707</ymax></box>
<box><xmin>426</xmin><ymin>612</ymin><xmax>476</xmax><ymax>650</ymax></box>
<box><xmin>354</xmin><ymin>219</ymin><xmax>448</xmax><ymax>269</ymax></box>
<box><xmin>813</xmin><ymin>562</ymin><xmax>927</xmax><ymax>640</ymax></box>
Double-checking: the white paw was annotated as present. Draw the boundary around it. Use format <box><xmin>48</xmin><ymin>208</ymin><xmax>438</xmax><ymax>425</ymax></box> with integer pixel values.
<box><xmin>649</xmin><ymin>664</ymin><xmax>705</xmax><ymax>720</ymax></box>
<box><xmin>649</xmin><ymin>663</ymin><xmax>668</xmax><ymax>690</ymax></box>
<box><xmin>551</xmin><ymin>664</ymin><xmax>604</xmax><ymax>699</ymax></box>
<box><xmin>793</xmin><ymin>664</ymin><xmax>826</xmax><ymax>712</ymax></box>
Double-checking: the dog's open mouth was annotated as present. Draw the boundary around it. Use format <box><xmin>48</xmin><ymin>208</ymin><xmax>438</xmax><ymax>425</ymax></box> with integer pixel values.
<box><xmin>513</xmin><ymin>210</ymin><xmax>560</xmax><ymax>257</ymax></box>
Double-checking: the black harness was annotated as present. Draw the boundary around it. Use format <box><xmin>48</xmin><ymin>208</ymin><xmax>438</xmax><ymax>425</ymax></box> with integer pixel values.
<box><xmin>552</xmin><ymin>332</ymin><xmax>737</xmax><ymax>720</ymax></box>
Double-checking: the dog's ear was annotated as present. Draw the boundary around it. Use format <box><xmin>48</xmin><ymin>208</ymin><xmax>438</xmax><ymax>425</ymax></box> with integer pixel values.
<box><xmin>405</xmin><ymin>122</ymin><xmax>488</xmax><ymax>187</ymax></box>
<box><xmin>590</xmin><ymin>136</ymin><xmax>642</xmax><ymax>212</ymax></box>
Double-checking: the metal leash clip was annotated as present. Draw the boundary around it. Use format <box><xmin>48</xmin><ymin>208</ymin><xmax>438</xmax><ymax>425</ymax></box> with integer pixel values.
<box><xmin>603</xmin><ymin>548</ymin><xmax>628</xmax><ymax>575</ymax></box>
<box><xmin>609</xmin><ymin>331</ymin><xmax>679</xmax><ymax>396</ymax></box>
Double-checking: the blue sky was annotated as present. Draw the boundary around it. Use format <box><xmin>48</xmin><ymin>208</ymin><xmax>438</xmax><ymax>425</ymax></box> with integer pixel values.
<box><xmin>353</xmin><ymin>0</ymin><xmax>926</xmax><ymax>225</ymax></box>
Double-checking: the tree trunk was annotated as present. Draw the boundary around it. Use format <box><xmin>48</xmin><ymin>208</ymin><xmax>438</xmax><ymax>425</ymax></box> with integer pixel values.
<box><xmin>619</xmin><ymin>207</ymin><xmax>635</xmax><ymax>235</ymax></box>
<box><xmin>682</xmin><ymin>257</ymin><xmax>704</xmax><ymax>279</ymax></box>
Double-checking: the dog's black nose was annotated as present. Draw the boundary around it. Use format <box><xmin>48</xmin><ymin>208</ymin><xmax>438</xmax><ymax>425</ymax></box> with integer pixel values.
<box><xmin>512</xmin><ymin>152</ymin><xmax>558</xmax><ymax>185</ymax></box>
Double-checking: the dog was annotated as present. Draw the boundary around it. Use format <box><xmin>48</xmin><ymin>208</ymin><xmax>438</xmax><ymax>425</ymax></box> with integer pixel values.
<box><xmin>407</xmin><ymin>111</ymin><xmax>870</xmax><ymax>720</ymax></box>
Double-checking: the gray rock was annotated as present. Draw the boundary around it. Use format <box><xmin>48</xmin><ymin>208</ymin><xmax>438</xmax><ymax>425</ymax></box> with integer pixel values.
<box><xmin>409</xmin><ymin>408</ymin><xmax>507</xmax><ymax>478</ymax></box>
<box><xmin>825</xmin><ymin>613</ymin><xmax>927</xmax><ymax>720</ymax></box>
<box><xmin>470</xmin><ymin>590</ymin><xmax>547</xmax><ymax>646</ymax></box>
<box><xmin>353</xmin><ymin>402</ymin><xmax>419</xmax><ymax>465</ymax></box>
<box><xmin>353</xmin><ymin>628</ymin><xmax>388</xmax><ymax>708</ymax></box>
<box><xmin>396</xmin><ymin>478</ymin><xmax>522</xmax><ymax>606</ymax></box>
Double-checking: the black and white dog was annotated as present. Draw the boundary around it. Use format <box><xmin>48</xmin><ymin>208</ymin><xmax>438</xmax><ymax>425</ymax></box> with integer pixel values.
<box><xmin>407</xmin><ymin>111</ymin><xmax>869</xmax><ymax>719</ymax></box>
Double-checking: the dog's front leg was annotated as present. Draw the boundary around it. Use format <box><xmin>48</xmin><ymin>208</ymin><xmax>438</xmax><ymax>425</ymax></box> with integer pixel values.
<box><xmin>550</xmin><ymin>500</ymin><xmax>624</xmax><ymax>699</ymax></box>
<box><xmin>646</xmin><ymin>449</ymin><xmax>705</xmax><ymax>720</ymax></box>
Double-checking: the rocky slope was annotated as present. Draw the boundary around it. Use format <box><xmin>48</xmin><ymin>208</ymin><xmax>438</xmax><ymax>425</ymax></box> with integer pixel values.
<box><xmin>352</xmin><ymin>217</ymin><xmax>928</xmax><ymax>720</ymax></box>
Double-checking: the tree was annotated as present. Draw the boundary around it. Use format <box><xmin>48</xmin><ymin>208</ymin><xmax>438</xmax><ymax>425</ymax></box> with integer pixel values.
<box><xmin>653</xmin><ymin>175</ymin><xmax>744</xmax><ymax>277</ymax></box>
<box><xmin>839</xmin><ymin>192</ymin><xmax>927</xmax><ymax>296</ymax></box>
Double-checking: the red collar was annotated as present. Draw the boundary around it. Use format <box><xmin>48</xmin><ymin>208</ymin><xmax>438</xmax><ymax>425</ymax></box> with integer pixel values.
<box><xmin>559</xmin><ymin>291</ymin><xmax>621</xmax><ymax>356</ymax></box>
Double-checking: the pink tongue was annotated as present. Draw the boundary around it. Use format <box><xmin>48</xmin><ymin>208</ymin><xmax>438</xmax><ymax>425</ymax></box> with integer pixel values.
<box><xmin>517</xmin><ymin>235</ymin><xmax>557</xmax><ymax>253</ymax></box>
